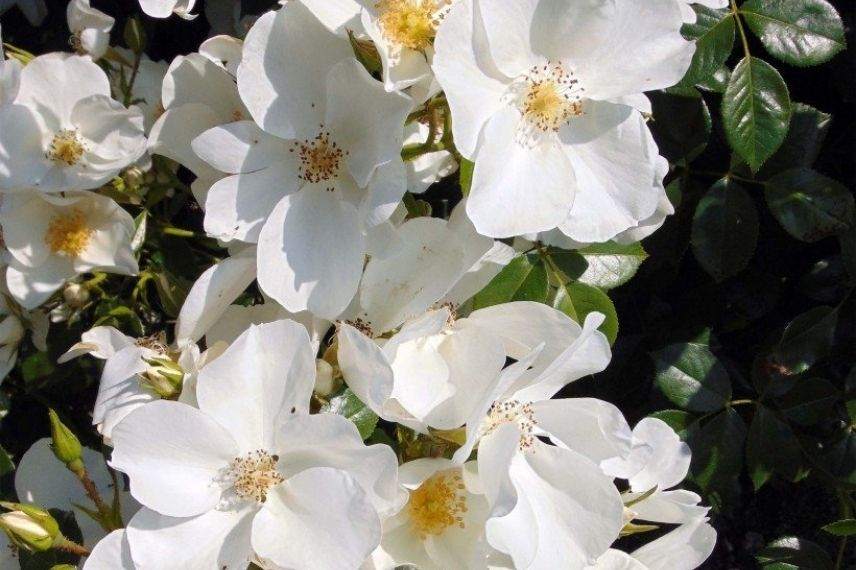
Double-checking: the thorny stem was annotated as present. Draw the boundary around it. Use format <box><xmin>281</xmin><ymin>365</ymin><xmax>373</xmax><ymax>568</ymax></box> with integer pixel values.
<box><xmin>53</xmin><ymin>536</ymin><xmax>91</xmax><ymax>557</ymax></box>
<box><xmin>76</xmin><ymin>468</ymin><xmax>116</xmax><ymax>528</ymax></box>
<box><xmin>124</xmin><ymin>50</ymin><xmax>143</xmax><ymax>107</ymax></box>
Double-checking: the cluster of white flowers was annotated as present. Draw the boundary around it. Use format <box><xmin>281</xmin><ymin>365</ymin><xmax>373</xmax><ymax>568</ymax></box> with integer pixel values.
<box><xmin>0</xmin><ymin>0</ymin><xmax>725</xmax><ymax>568</ymax></box>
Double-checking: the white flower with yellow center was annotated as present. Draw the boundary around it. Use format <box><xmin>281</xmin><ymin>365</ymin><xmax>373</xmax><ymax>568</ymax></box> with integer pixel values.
<box><xmin>110</xmin><ymin>320</ymin><xmax>402</xmax><ymax>570</ymax></box>
<box><xmin>0</xmin><ymin>191</ymin><xmax>137</xmax><ymax>309</ymax></box>
<box><xmin>370</xmin><ymin>458</ymin><xmax>492</xmax><ymax>569</ymax></box>
<box><xmin>193</xmin><ymin>1</ymin><xmax>411</xmax><ymax>319</ymax></box>
<box><xmin>433</xmin><ymin>0</ymin><xmax>694</xmax><ymax>241</ymax></box>
<box><xmin>66</xmin><ymin>0</ymin><xmax>114</xmax><ymax>59</ymax></box>
<box><xmin>0</xmin><ymin>54</ymin><xmax>146</xmax><ymax>191</ymax></box>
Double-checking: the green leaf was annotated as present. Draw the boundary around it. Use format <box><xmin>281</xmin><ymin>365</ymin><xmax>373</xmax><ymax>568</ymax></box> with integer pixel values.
<box><xmin>688</xmin><ymin>408</ymin><xmax>746</xmax><ymax>506</ymax></box>
<box><xmin>746</xmin><ymin>405</ymin><xmax>805</xmax><ymax>489</ymax></box>
<box><xmin>722</xmin><ymin>56</ymin><xmax>791</xmax><ymax>172</ymax></box>
<box><xmin>472</xmin><ymin>254</ymin><xmax>548</xmax><ymax>309</ymax></box>
<box><xmin>320</xmin><ymin>389</ymin><xmax>379</xmax><ymax>440</ymax></box>
<box><xmin>131</xmin><ymin>211</ymin><xmax>148</xmax><ymax>253</ymax></box>
<box><xmin>0</xmin><ymin>444</ymin><xmax>13</xmax><ymax>476</ymax></box>
<box><xmin>682</xmin><ymin>6</ymin><xmax>735</xmax><ymax>85</ymax></box>
<box><xmin>648</xmin><ymin>410</ymin><xmax>696</xmax><ymax>439</ymax></box>
<box><xmin>649</xmin><ymin>90</ymin><xmax>712</xmax><ymax>162</ymax></box>
<box><xmin>741</xmin><ymin>0</ymin><xmax>846</xmax><ymax>67</ymax></box>
<box><xmin>698</xmin><ymin>65</ymin><xmax>731</xmax><ymax>93</ymax></box>
<box><xmin>777</xmin><ymin>377</ymin><xmax>839</xmax><ymax>426</ymax></box>
<box><xmin>652</xmin><ymin>343</ymin><xmax>732</xmax><ymax>412</ymax></box>
<box><xmin>822</xmin><ymin>519</ymin><xmax>856</xmax><ymax>537</ymax></box>
<box><xmin>21</xmin><ymin>352</ymin><xmax>55</xmax><ymax>385</ymax></box>
<box><xmin>459</xmin><ymin>158</ymin><xmax>474</xmax><ymax>196</ymax></box>
<box><xmin>765</xmin><ymin>168</ymin><xmax>854</xmax><ymax>243</ymax></box>
<box><xmin>756</xmin><ymin>536</ymin><xmax>834</xmax><ymax>570</ymax></box>
<box><xmin>549</xmin><ymin>243</ymin><xmax>648</xmax><ymax>291</ymax></box>
<box><xmin>691</xmin><ymin>179</ymin><xmax>759</xmax><ymax>281</ymax></box>
<box><xmin>758</xmin><ymin>103</ymin><xmax>832</xmax><ymax>179</ymax></box>
<box><xmin>153</xmin><ymin>270</ymin><xmax>191</xmax><ymax>319</ymax></box>
<box><xmin>819</xmin><ymin>428</ymin><xmax>856</xmax><ymax>487</ymax></box>
<box><xmin>774</xmin><ymin>306</ymin><xmax>838</xmax><ymax>375</ymax></box>
<box><xmin>553</xmin><ymin>282</ymin><xmax>618</xmax><ymax>345</ymax></box>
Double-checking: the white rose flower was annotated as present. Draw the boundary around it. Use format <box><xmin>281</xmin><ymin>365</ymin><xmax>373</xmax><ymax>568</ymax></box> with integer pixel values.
<box><xmin>110</xmin><ymin>320</ymin><xmax>402</xmax><ymax>570</ymax></box>
<box><xmin>138</xmin><ymin>0</ymin><xmax>197</xmax><ymax>20</ymax></box>
<box><xmin>0</xmin><ymin>191</ymin><xmax>138</xmax><ymax>309</ymax></box>
<box><xmin>194</xmin><ymin>2</ymin><xmax>411</xmax><ymax>319</ymax></box>
<box><xmin>0</xmin><ymin>54</ymin><xmax>146</xmax><ymax>191</ymax></box>
<box><xmin>15</xmin><ymin>438</ymin><xmax>140</xmax><ymax>547</ymax></box>
<box><xmin>433</xmin><ymin>0</ymin><xmax>693</xmax><ymax>241</ymax></box>
<box><xmin>67</xmin><ymin>0</ymin><xmax>115</xmax><ymax>60</ymax></box>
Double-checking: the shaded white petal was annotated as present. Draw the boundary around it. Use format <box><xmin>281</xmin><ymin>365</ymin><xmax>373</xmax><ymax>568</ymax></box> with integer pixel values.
<box><xmin>629</xmin><ymin>489</ymin><xmax>708</xmax><ymax>525</ymax></box>
<box><xmin>110</xmin><ymin>400</ymin><xmax>238</xmax><ymax>517</ymax></box>
<box><xmin>252</xmin><ymin>467</ymin><xmax>381</xmax><ymax>570</ymax></box>
<box><xmin>469</xmin><ymin>108</ymin><xmax>575</xmax><ymax>238</ymax></box>
<box><xmin>301</xmin><ymin>0</ymin><xmax>362</xmax><ymax>34</ymax></box>
<box><xmin>337</xmin><ymin>323</ymin><xmax>395</xmax><ymax>418</ymax></box>
<box><xmin>126</xmin><ymin>506</ymin><xmax>255</xmax><ymax>570</ymax></box>
<box><xmin>631</xmin><ymin>519</ymin><xmax>717</xmax><ymax>570</ymax></box>
<box><xmin>192</xmin><ymin>120</ymin><xmax>289</xmax><ymax>174</ymax></box>
<box><xmin>148</xmin><ymin>103</ymin><xmax>223</xmax><ymax>178</ymax></box>
<box><xmin>84</xmin><ymin>529</ymin><xmax>132</xmax><ymax>570</ymax></box>
<box><xmin>627</xmin><ymin>418</ymin><xmax>691</xmax><ymax>493</ymax></box>
<box><xmin>197</xmin><ymin>320</ymin><xmax>315</xmax><ymax>451</ymax></box>
<box><xmin>162</xmin><ymin>53</ymin><xmax>244</xmax><ymax>120</ymax></box>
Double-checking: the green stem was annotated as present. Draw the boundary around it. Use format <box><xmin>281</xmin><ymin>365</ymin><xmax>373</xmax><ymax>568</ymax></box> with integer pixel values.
<box><xmin>160</xmin><ymin>226</ymin><xmax>198</xmax><ymax>238</ymax></box>
<box><xmin>730</xmin><ymin>0</ymin><xmax>752</xmax><ymax>60</ymax></box>
<box><xmin>123</xmin><ymin>51</ymin><xmax>142</xmax><ymax>107</ymax></box>
<box><xmin>729</xmin><ymin>399</ymin><xmax>755</xmax><ymax>407</ymax></box>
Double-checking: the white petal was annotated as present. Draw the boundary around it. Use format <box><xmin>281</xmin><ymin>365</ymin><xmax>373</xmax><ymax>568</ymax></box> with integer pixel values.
<box><xmin>192</xmin><ymin>120</ymin><xmax>289</xmax><ymax>174</ymax></box>
<box><xmin>301</xmin><ymin>0</ymin><xmax>362</xmax><ymax>34</ymax></box>
<box><xmin>238</xmin><ymin>4</ymin><xmax>350</xmax><ymax>140</ymax></box>
<box><xmin>110</xmin><ymin>400</ymin><xmax>238</xmax><ymax>517</ymax></box>
<box><xmin>126</xmin><ymin>506</ymin><xmax>255</xmax><ymax>570</ymax></box>
<box><xmin>432</xmin><ymin>0</ymin><xmax>509</xmax><ymax>158</ymax></box>
<box><xmin>469</xmin><ymin>108</ymin><xmax>575</xmax><ymax>238</ymax></box>
<box><xmin>590</xmin><ymin>549</ymin><xmax>648</xmax><ymax>570</ymax></box>
<box><xmin>476</xmin><ymin>0</ymin><xmax>541</xmax><ymax>77</ymax></box>
<box><xmin>162</xmin><ymin>53</ymin><xmax>244</xmax><ymax>120</ymax></box>
<box><xmin>84</xmin><ymin>529</ymin><xmax>133</xmax><ymax>570</ymax></box>
<box><xmin>276</xmin><ymin>413</ymin><xmax>403</xmax><ymax>516</ymax></box>
<box><xmin>324</xmin><ymin>59</ymin><xmax>412</xmax><ymax>188</ymax></box>
<box><xmin>197</xmin><ymin>320</ymin><xmax>315</xmax><ymax>451</ymax></box>
<box><xmin>483</xmin><ymin>439</ymin><xmax>624</xmax><ymax>569</ymax></box>
<box><xmin>175</xmin><ymin>248</ymin><xmax>258</xmax><ymax>345</ymax></box>
<box><xmin>0</xmin><ymin>103</ymin><xmax>46</xmax><ymax>189</ymax></box>
<box><xmin>5</xmin><ymin>256</ymin><xmax>74</xmax><ymax>310</ymax></box>
<box><xmin>16</xmin><ymin>53</ymin><xmax>109</xmax><ymax>120</ymax></box>
<box><xmin>58</xmin><ymin>325</ymin><xmax>133</xmax><ymax>362</ymax></box>
<box><xmin>93</xmin><ymin>345</ymin><xmax>154</xmax><ymax>440</ymax></box>
<box><xmin>629</xmin><ymin>489</ymin><xmax>708</xmax><ymax>525</ymax></box>
<box><xmin>360</xmin><ymin>217</ymin><xmax>466</xmax><ymax>332</ymax></box>
<box><xmin>336</xmin><ymin>323</ymin><xmax>395</xmax><ymax>418</ymax></box>
<box><xmin>631</xmin><ymin>519</ymin><xmax>717</xmax><ymax>570</ymax></box>
<box><xmin>558</xmin><ymin>102</ymin><xmax>659</xmax><ymax>243</ymax></box>
<box><xmin>626</xmin><ymin>418</ymin><xmax>691</xmax><ymax>492</ymax></box>
<box><xmin>253</xmin><ymin>467</ymin><xmax>381</xmax><ymax>570</ymax></box>
<box><xmin>203</xmin><ymin>160</ymin><xmax>300</xmax><ymax>243</ymax></box>
<box><xmin>257</xmin><ymin>187</ymin><xmax>364</xmax><ymax>319</ymax></box>
<box><xmin>148</xmin><ymin>103</ymin><xmax>223</xmax><ymax>178</ymax></box>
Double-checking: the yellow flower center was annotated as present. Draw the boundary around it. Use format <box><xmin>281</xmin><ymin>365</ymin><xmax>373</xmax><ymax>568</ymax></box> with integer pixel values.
<box><xmin>407</xmin><ymin>469</ymin><xmax>468</xmax><ymax>538</ymax></box>
<box><xmin>44</xmin><ymin>209</ymin><xmax>93</xmax><ymax>257</ymax></box>
<box><xmin>47</xmin><ymin>129</ymin><xmax>86</xmax><ymax>166</ymax></box>
<box><xmin>376</xmin><ymin>0</ymin><xmax>447</xmax><ymax>51</ymax></box>
<box><xmin>480</xmin><ymin>399</ymin><xmax>538</xmax><ymax>451</ymax></box>
<box><xmin>292</xmin><ymin>131</ymin><xmax>346</xmax><ymax>185</ymax></box>
<box><xmin>512</xmin><ymin>62</ymin><xmax>584</xmax><ymax>146</ymax></box>
<box><xmin>227</xmin><ymin>450</ymin><xmax>284</xmax><ymax>503</ymax></box>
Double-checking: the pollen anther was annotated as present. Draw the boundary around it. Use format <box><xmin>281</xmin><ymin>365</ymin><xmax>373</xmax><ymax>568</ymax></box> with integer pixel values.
<box><xmin>226</xmin><ymin>450</ymin><xmax>284</xmax><ymax>503</ymax></box>
<box><xmin>407</xmin><ymin>469</ymin><xmax>468</xmax><ymax>538</ymax></box>
<box><xmin>44</xmin><ymin>208</ymin><xmax>93</xmax><ymax>257</ymax></box>
<box><xmin>47</xmin><ymin>129</ymin><xmax>86</xmax><ymax>166</ymax></box>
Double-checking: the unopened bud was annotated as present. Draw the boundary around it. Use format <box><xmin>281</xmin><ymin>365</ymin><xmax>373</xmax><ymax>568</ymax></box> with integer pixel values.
<box><xmin>142</xmin><ymin>357</ymin><xmax>184</xmax><ymax>399</ymax></box>
<box><xmin>48</xmin><ymin>410</ymin><xmax>83</xmax><ymax>475</ymax></box>
<box><xmin>62</xmin><ymin>283</ymin><xmax>90</xmax><ymax>309</ymax></box>
<box><xmin>0</xmin><ymin>503</ymin><xmax>60</xmax><ymax>552</ymax></box>
<box><xmin>314</xmin><ymin>359</ymin><xmax>337</xmax><ymax>397</ymax></box>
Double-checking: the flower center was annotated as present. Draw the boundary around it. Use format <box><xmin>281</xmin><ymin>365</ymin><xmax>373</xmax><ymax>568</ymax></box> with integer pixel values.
<box><xmin>512</xmin><ymin>62</ymin><xmax>584</xmax><ymax>145</ymax></box>
<box><xmin>47</xmin><ymin>129</ymin><xmax>86</xmax><ymax>166</ymax></box>
<box><xmin>376</xmin><ymin>0</ymin><xmax>447</xmax><ymax>51</ymax></box>
<box><xmin>226</xmin><ymin>450</ymin><xmax>284</xmax><ymax>503</ymax></box>
<box><xmin>44</xmin><ymin>209</ymin><xmax>93</xmax><ymax>257</ymax></box>
<box><xmin>407</xmin><ymin>469</ymin><xmax>467</xmax><ymax>538</ymax></box>
<box><xmin>480</xmin><ymin>399</ymin><xmax>538</xmax><ymax>451</ymax></box>
<box><xmin>291</xmin><ymin>131</ymin><xmax>346</xmax><ymax>185</ymax></box>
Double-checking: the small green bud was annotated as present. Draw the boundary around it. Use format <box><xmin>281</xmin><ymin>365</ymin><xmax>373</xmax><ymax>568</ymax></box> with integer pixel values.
<box><xmin>123</xmin><ymin>16</ymin><xmax>147</xmax><ymax>54</ymax></box>
<box><xmin>47</xmin><ymin>410</ymin><xmax>83</xmax><ymax>475</ymax></box>
<box><xmin>0</xmin><ymin>503</ymin><xmax>60</xmax><ymax>552</ymax></box>
<box><xmin>142</xmin><ymin>357</ymin><xmax>185</xmax><ymax>399</ymax></box>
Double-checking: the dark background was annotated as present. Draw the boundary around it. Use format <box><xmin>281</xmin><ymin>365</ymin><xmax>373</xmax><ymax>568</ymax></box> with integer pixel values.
<box><xmin>2</xmin><ymin>0</ymin><xmax>855</xmax><ymax>568</ymax></box>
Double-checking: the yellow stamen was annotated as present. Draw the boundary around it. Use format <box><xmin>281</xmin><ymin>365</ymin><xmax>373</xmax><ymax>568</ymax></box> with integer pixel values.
<box><xmin>44</xmin><ymin>209</ymin><xmax>93</xmax><ymax>257</ymax></box>
<box><xmin>376</xmin><ymin>0</ymin><xmax>447</xmax><ymax>51</ymax></box>
<box><xmin>407</xmin><ymin>469</ymin><xmax>468</xmax><ymax>538</ymax></box>
<box><xmin>227</xmin><ymin>450</ymin><xmax>284</xmax><ymax>503</ymax></box>
<box><xmin>291</xmin><ymin>130</ymin><xmax>346</xmax><ymax>185</ymax></box>
<box><xmin>47</xmin><ymin>129</ymin><xmax>86</xmax><ymax>166</ymax></box>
